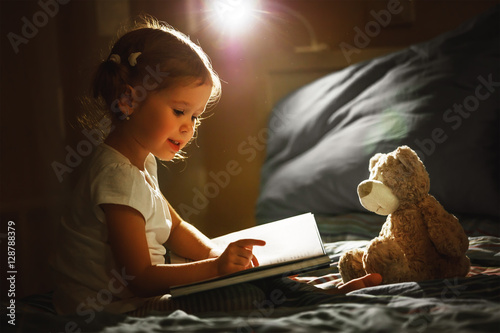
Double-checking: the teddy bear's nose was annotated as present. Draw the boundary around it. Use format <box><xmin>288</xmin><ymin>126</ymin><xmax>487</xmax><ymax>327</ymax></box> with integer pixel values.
<box><xmin>358</xmin><ymin>181</ymin><xmax>373</xmax><ymax>198</ymax></box>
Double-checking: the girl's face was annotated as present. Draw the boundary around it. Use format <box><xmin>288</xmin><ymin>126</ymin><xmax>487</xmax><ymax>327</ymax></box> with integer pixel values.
<box><xmin>129</xmin><ymin>81</ymin><xmax>212</xmax><ymax>161</ymax></box>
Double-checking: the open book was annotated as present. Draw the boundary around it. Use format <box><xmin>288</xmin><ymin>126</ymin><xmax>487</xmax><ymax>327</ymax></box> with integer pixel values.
<box><xmin>170</xmin><ymin>213</ymin><xmax>330</xmax><ymax>297</ymax></box>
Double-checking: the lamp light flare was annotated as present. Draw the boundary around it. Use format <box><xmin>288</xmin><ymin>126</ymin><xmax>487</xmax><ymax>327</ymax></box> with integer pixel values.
<box><xmin>207</xmin><ymin>0</ymin><xmax>261</xmax><ymax>34</ymax></box>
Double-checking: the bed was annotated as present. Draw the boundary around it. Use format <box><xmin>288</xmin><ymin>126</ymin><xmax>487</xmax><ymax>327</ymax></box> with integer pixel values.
<box><xmin>6</xmin><ymin>5</ymin><xmax>500</xmax><ymax>333</ymax></box>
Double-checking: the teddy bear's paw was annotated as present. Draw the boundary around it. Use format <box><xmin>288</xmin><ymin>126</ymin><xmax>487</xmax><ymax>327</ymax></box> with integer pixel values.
<box><xmin>339</xmin><ymin>249</ymin><xmax>366</xmax><ymax>283</ymax></box>
<box><xmin>363</xmin><ymin>238</ymin><xmax>410</xmax><ymax>284</ymax></box>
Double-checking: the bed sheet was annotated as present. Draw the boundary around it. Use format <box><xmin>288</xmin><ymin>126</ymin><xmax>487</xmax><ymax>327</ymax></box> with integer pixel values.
<box><xmin>97</xmin><ymin>235</ymin><xmax>500</xmax><ymax>333</ymax></box>
<box><xmin>7</xmin><ymin>214</ymin><xmax>499</xmax><ymax>333</ymax></box>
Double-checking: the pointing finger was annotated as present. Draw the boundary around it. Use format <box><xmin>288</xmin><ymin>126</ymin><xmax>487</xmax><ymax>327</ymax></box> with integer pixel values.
<box><xmin>233</xmin><ymin>239</ymin><xmax>266</xmax><ymax>248</ymax></box>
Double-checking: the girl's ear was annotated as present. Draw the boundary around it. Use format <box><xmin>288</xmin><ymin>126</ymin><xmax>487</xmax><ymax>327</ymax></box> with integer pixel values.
<box><xmin>117</xmin><ymin>85</ymin><xmax>137</xmax><ymax>119</ymax></box>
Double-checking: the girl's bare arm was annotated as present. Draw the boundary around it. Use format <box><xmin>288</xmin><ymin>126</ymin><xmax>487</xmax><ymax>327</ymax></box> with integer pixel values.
<box><xmin>163</xmin><ymin>201</ymin><xmax>221</xmax><ymax>260</ymax></box>
<box><xmin>102</xmin><ymin>203</ymin><xmax>264</xmax><ymax>297</ymax></box>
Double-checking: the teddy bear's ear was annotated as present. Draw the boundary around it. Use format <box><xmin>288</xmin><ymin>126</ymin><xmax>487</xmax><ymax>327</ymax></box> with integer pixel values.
<box><xmin>369</xmin><ymin>153</ymin><xmax>384</xmax><ymax>171</ymax></box>
<box><xmin>396</xmin><ymin>146</ymin><xmax>420</xmax><ymax>172</ymax></box>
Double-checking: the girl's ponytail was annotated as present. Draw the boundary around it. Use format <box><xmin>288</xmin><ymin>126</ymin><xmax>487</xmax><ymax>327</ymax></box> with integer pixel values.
<box><xmin>92</xmin><ymin>56</ymin><xmax>129</xmax><ymax>119</ymax></box>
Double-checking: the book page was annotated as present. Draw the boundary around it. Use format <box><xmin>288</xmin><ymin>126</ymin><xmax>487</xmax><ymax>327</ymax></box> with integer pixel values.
<box><xmin>211</xmin><ymin>213</ymin><xmax>324</xmax><ymax>266</ymax></box>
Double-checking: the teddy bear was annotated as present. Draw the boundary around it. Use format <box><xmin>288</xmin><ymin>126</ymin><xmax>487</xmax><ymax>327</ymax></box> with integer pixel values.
<box><xmin>339</xmin><ymin>146</ymin><xmax>470</xmax><ymax>284</ymax></box>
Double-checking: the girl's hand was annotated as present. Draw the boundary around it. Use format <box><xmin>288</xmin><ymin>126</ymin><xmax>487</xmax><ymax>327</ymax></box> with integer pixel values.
<box><xmin>215</xmin><ymin>239</ymin><xmax>266</xmax><ymax>276</ymax></box>
<box><xmin>324</xmin><ymin>273</ymin><xmax>382</xmax><ymax>294</ymax></box>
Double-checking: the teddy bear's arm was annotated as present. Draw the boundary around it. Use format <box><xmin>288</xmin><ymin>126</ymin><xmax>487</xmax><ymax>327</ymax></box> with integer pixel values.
<box><xmin>421</xmin><ymin>195</ymin><xmax>469</xmax><ymax>257</ymax></box>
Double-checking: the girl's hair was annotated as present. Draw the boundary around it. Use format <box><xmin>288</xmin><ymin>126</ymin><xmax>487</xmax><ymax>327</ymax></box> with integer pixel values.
<box><xmin>82</xmin><ymin>16</ymin><xmax>221</xmax><ymax>159</ymax></box>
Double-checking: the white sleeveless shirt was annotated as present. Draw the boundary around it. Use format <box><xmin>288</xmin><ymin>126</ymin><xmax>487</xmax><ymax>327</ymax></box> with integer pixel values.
<box><xmin>51</xmin><ymin>144</ymin><xmax>172</xmax><ymax>314</ymax></box>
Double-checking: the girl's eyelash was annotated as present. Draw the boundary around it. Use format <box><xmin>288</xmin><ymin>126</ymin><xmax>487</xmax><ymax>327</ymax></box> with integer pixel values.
<box><xmin>174</xmin><ymin>109</ymin><xmax>199</xmax><ymax>122</ymax></box>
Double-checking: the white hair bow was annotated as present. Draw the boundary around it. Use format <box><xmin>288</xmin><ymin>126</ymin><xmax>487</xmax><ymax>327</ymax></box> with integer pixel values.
<box><xmin>109</xmin><ymin>54</ymin><xmax>121</xmax><ymax>64</ymax></box>
<box><xmin>128</xmin><ymin>52</ymin><xmax>142</xmax><ymax>67</ymax></box>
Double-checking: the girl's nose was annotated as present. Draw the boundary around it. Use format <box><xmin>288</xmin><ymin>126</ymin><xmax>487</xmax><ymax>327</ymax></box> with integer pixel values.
<box><xmin>180</xmin><ymin>120</ymin><xmax>194</xmax><ymax>135</ymax></box>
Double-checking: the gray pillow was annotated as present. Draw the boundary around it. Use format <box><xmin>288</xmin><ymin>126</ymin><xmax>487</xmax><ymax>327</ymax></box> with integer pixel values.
<box><xmin>256</xmin><ymin>7</ymin><xmax>499</xmax><ymax>223</ymax></box>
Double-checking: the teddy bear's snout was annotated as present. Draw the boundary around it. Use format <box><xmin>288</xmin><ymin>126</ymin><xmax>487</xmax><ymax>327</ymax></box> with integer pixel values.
<box><xmin>358</xmin><ymin>181</ymin><xmax>373</xmax><ymax>198</ymax></box>
<box><xmin>357</xmin><ymin>180</ymin><xmax>400</xmax><ymax>215</ymax></box>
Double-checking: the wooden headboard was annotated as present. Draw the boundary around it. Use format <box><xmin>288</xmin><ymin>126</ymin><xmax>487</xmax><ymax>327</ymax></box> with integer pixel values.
<box><xmin>261</xmin><ymin>47</ymin><xmax>403</xmax><ymax>109</ymax></box>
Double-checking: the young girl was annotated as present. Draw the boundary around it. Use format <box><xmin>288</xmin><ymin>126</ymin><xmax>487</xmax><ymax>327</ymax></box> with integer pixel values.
<box><xmin>51</xmin><ymin>17</ymin><xmax>380</xmax><ymax>316</ymax></box>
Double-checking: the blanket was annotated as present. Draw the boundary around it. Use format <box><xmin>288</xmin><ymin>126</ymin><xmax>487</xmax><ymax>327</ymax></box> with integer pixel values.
<box><xmin>6</xmin><ymin>216</ymin><xmax>499</xmax><ymax>333</ymax></box>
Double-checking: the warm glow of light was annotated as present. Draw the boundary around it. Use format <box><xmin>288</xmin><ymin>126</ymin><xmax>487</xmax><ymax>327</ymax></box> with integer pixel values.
<box><xmin>206</xmin><ymin>0</ymin><xmax>261</xmax><ymax>34</ymax></box>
